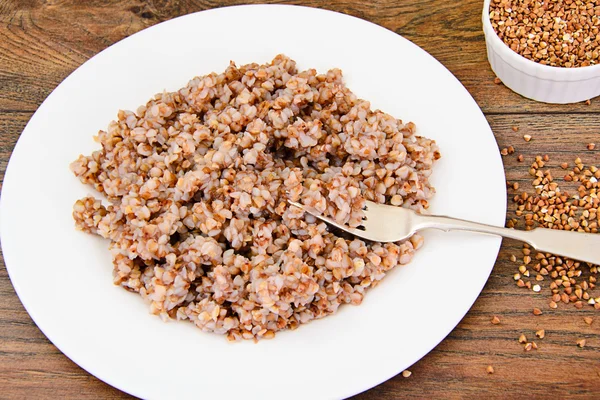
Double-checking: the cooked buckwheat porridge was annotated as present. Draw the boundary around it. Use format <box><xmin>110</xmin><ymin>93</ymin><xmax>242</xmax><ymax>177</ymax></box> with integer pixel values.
<box><xmin>71</xmin><ymin>55</ymin><xmax>440</xmax><ymax>341</ymax></box>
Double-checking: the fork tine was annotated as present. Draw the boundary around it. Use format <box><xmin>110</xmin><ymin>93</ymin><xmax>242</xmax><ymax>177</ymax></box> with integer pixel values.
<box><xmin>287</xmin><ymin>200</ymin><xmax>369</xmax><ymax>238</ymax></box>
<box><xmin>364</xmin><ymin>199</ymin><xmax>386</xmax><ymax>210</ymax></box>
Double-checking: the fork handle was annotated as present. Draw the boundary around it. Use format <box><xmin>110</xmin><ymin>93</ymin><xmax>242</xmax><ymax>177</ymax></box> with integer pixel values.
<box><xmin>414</xmin><ymin>214</ymin><xmax>600</xmax><ymax>265</ymax></box>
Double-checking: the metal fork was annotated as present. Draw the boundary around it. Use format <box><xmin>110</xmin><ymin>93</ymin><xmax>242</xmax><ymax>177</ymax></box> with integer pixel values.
<box><xmin>288</xmin><ymin>200</ymin><xmax>600</xmax><ymax>265</ymax></box>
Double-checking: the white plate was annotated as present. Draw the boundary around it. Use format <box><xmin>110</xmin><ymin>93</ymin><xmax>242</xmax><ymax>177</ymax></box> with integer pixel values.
<box><xmin>0</xmin><ymin>5</ymin><xmax>506</xmax><ymax>400</ymax></box>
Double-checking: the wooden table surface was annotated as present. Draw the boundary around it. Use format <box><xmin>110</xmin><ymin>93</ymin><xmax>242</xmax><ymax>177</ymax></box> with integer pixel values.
<box><xmin>1</xmin><ymin>0</ymin><xmax>599</xmax><ymax>398</ymax></box>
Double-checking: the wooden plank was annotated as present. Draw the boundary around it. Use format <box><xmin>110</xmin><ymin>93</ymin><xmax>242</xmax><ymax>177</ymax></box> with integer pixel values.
<box><xmin>0</xmin><ymin>111</ymin><xmax>28</xmax><ymax>189</ymax></box>
<box><xmin>488</xmin><ymin>113</ymin><xmax>600</xmax><ymax>187</ymax></box>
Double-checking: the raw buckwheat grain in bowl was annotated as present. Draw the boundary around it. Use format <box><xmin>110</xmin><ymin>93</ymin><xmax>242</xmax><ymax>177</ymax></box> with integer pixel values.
<box><xmin>489</xmin><ymin>0</ymin><xmax>600</xmax><ymax>68</ymax></box>
<box><xmin>71</xmin><ymin>55</ymin><xmax>440</xmax><ymax>341</ymax></box>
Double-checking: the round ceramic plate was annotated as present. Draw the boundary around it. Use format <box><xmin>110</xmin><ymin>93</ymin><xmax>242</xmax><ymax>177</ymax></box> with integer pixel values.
<box><xmin>0</xmin><ymin>5</ymin><xmax>506</xmax><ymax>400</ymax></box>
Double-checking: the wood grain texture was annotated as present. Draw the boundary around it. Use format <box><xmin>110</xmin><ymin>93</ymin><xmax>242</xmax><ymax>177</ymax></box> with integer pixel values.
<box><xmin>0</xmin><ymin>0</ymin><xmax>599</xmax><ymax>399</ymax></box>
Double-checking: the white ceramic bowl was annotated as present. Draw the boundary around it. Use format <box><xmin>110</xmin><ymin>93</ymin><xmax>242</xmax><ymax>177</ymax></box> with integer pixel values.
<box><xmin>482</xmin><ymin>0</ymin><xmax>600</xmax><ymax>104</ymax></box>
